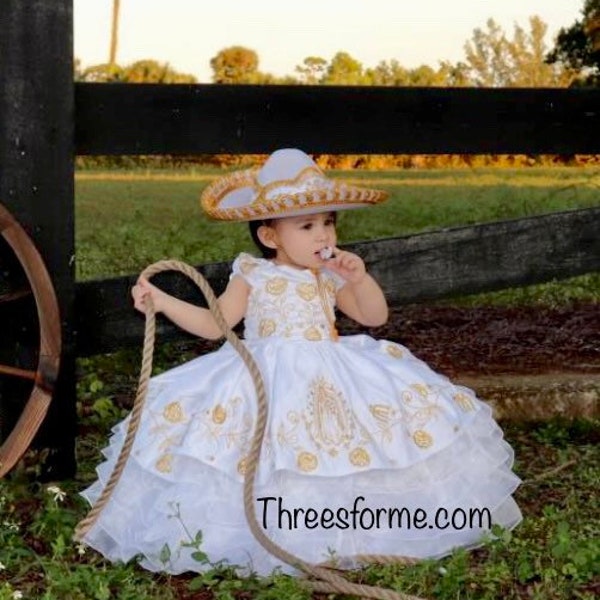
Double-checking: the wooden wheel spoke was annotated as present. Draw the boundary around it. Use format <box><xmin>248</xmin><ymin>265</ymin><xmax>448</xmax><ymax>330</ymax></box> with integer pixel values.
<box><xmin>0</xmin><ymin>363</ymin><xmax>38</xmax><ymax>382</ymax></box>
<box><xmin>0</xmin><ymin>288</ymin><xmax>32</xmax><ymax>303</ymax></box>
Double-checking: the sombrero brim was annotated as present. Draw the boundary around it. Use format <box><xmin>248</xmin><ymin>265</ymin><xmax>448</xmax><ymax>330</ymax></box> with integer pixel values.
<box><xmin>201</xmin><ymin>166</ymin><xmax>388</xmax><ymax>222</ymax></box>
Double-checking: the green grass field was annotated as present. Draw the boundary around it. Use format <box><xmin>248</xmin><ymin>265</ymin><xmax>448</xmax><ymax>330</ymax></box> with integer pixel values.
<box><xmin>75</xmin><ymin>166</ymin><xmax>600</xmax><ymax>306</ymax></box>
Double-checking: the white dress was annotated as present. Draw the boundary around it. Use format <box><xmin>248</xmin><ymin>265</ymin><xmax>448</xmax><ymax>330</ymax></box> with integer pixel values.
<box><xmin>81</xmin><ymin>252</ymin><xmax>522</xmax><ymax>576</ymax></box>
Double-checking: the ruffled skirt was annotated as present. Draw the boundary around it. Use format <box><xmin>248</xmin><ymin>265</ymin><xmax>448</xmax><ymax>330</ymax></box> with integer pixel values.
<box><xmin>81</xmin><ymin>335</ymin><xmax>521</xmax><ymax>575</ymax></box>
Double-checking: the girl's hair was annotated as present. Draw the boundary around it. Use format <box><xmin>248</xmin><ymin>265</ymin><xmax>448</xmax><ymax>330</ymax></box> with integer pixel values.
<box><xmin>249</xmin><ymin>219</ymin><xmax>276</xmax><ymax>258</ymax></box>
<box><xmin>248</xmin><ymin>212</ymin><xmax>338</xmax><ymax>259</ymax></box>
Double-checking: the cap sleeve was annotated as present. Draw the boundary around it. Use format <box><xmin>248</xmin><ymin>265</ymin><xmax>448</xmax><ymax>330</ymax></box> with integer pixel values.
<box><xmin>230</xmin><ymin>252</ymin><xmax>261</xmax><ymax>286</ymax></box>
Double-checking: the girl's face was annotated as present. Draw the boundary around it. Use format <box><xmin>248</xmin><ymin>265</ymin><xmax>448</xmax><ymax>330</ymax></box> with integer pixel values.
<box><xmin>259</xmin><ymin>212</ymin><xmax>337</xmax><ymax>270</ymax></box>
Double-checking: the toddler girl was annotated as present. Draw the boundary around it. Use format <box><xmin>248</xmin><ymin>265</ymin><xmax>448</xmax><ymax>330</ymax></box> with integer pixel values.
<box><xmin>81</xmin><ymin>148</ymin><xmax>521</xmax><ymax>576</ymax></box>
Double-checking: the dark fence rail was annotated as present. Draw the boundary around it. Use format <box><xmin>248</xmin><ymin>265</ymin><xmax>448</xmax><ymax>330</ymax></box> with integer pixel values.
<box><xmin>75</xmin><ymin>84</ymin><xmax>600</xmax><ymax>155</ymax></box>
<box><xmin>74</xmin><ymin>207</ymin><xmax>600</xmax><ymax>356</ymax></box>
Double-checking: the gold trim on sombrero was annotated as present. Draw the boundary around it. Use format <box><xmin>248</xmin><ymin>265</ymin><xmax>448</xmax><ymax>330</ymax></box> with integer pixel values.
<box><xmin>201</xmin><ymin>164</ymin><xmax>388</xmax><ymax>221</ymax></box>
<box><xmin>201</xmin><ymin>167</ymin><xmax>259</xmax><ymax>217</ymax></box>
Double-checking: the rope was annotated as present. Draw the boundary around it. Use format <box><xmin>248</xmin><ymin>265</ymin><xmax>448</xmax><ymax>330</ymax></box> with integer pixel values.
<box><xmin>74</xmin><ymin>259</ymin><xmax>428</xmax><ymax>600</ymax></box>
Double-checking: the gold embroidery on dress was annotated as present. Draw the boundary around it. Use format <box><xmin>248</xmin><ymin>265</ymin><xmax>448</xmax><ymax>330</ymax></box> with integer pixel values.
<box><xmin>277</xmin><ymin>411</ymin><xmax>301</xmax><ymax>448</ymax></box>
<box><xmin>304</xmin><ymin>377</ymin><xmax>355</xmax><ymax>455</ymax></box>
<box><xmin>296</xmin><ymin>282</ymin><xmax>317</xmax><ymax>301</ymax></box>
<box><xmin>158</xmin><ymin>434</ymin><xmax>182</xmax><ymax>453</ymax></box>
<box><xmin>312</xmin><ymin>270</ymin><xmax>339</xmax><ymax>341</ymax></box>
<box><xmin>237</xmin><ymin>457</ymin><xmax>248</xmax><ymax>476</ymax></box>
<box><xmin>201</xmin><ymin>396</ymin><xmax>252</xmax><ymax>450</ymax></box>
<box><xmin>163</xmin><ymin>401</ymin><xmax>186</xmax><ymax>423</ymax></box>
<box><xmin>155</xmin><ymin>453</ymin><xmax>173</xmax><ymax>473</ymax></box>
<box><xmin>369</xmin><ymin>403</ymin><xmax>403</xmax><ymax>444</ymax></box>
<box><xmin>211</xmin><ymin>404</ymin><xmax>227</xmax><ymax>424</ymax></box>
<box><xmin>386</xmin><ymin>344</ymin><xmax>404</xmax><ymax>358</ymax></box>
<box><xmin>349</xmin><ymin>447</ymin><xmax>371</xmax><ymax>467</ymax></box>
<box><xmin>265</xmin><ymin>277</ymin><xmax>288</xmax><ymax>295</ymax></box>
<box><xmin>453</xmin><ymin>392</ymin><xmax>475</xmax><ymax>411</ymax></box>
<box><xmin>259</xmin><ymin>319</ymin><xmax>276</xmax><ymax>337</ymax></box>
<box><xmin>304</xmin><ymin>325</ymin><xmax>322</xmax><ymax>341</ymax></box>
<box><xmin>324</xmin><ymin>278</ymin><xmax>336</xmax><ymax>296</ymax></box>
<box><xmin>297</xmin><ymin>451</ymin><xmax>318</xmax><ymax>472</ymax></box>
<box><xmin>411</xmin><ymin>383</ymin><xmax>429</xmax><ymax>397</ymax></box>
<box><xmin>401</xmin><ymin>384</ymin><xmax>443</xmax><ymax>428</ymax></box>
<box><xmin>413</xmin><ymin>430</ymin><xmax>433</xmax><ymax>448</ymax></box>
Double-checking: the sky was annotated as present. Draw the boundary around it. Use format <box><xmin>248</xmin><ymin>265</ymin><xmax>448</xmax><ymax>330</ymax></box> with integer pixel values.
<box><xmin>74</xmin><ymin>1</ymin><xmax>583</xmax><ymax>83</ymax></box>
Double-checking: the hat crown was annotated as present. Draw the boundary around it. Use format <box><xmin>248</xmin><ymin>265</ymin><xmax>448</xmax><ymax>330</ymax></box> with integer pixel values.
<box><xmin>258</xmin><ymin>148</ymin><xmax>318</xmax><ymax>186</ymax></box>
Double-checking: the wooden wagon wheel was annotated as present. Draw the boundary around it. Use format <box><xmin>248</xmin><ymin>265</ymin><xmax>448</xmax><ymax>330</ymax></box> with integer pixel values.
<box><xmin>0</xmin><ymin>202</ymin><xmax>61</xmax><ymax>478</ymax></box>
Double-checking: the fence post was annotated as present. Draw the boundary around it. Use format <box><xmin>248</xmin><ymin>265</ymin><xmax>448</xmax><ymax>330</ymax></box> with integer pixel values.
<box><xmin>0</xmin><ymin>1</ymin><xmax>76</xmax><ymax>478</ymax></box>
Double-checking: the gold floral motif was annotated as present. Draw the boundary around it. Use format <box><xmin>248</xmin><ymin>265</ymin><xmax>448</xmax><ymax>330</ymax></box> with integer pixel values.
<box><xmin>324</xmin><ymin>279</ymin><xmax>336</xmax><ymax>296</ymax></box>
<box><xmin>211</xmin><ymin>404</ymin><xmax>227</xmax><ymax>424</ymax></box>
<box><xmin>259</xmin><ymin>319</ymin><xmax>276</xmax><ymax>337</ymax></box>
<box><xmin>386</xmin><ymin>344</ymin><xmax>404</xmax><ymax>358</ymax></box>
<box><xmin>237</xmin><ymin>457</ymin><xmax>248</xmax><ymax>476</ymax></box>
<box><xmin>349</xmin><ymin>447</ymin><xmax>371</xmax><ymax>467</ymax></box>
<box><xmin>155</xmin><ymin>453</ymin><xmax>173</xmax><ymax>473</ymax></box>
<box><xmin>368</xmin><ymin>403</ymin><xmax>402</xmax><ymax>444</ymax></box>
<box><xmin>304</xmin><ymin>326</ymin><xmax>322</xmax><ymax>341</ymax></box>
<box><xmin>453</xmin><ymin>392</ymin><xmax>475</xmax><ymax>412</ymax></box>
<box><xmin>277</xmin><ymin>411</ymin><xmax>301</xmax><ymax>448</ymax></box>
<box><xmin>163</xmin><ymin>401</ymin><xmax>185</xmax><ymax>423</ymax></box>
<box><xmin>265</xmin><ymin>277</ymin><xmax>288</xmax><ymax>295</ymax></box>
<box><xmin>198</xmin><ymin>396</ymin><xmax>252</xmax><ymax>451</ymax></box>
<box><xmin>413</xmin><ymin>430</ymin><xmax>433</xmax><ymax>448</ymax></box>
<box><xmin>411</xmin><ymin>383</ymin><xmax>429</xmax><ymax>397</ymax></box>
<box><xmin>296</xmin><ymin>282</ymin><xmax>317</xmax><ymax>301</ymax></box>
<box><xmin>369</xmin><ymin>404</ymin><xmax>394</xmax><ymax>423</ymax></box>
<box><xmin>297</xmin><ymin>451</ymin><xmax>318</xmax><ymax>472</ymax></box>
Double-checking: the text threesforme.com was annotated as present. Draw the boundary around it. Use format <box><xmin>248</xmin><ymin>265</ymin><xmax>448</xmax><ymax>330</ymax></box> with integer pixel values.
<box><xmin>256</xmin><ymin>496</ymin><xmax>493</xmax><ymax>531</ymax></box>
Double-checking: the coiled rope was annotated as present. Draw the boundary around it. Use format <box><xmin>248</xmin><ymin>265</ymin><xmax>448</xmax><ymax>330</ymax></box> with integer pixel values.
<box><xmin>74</xmin><ymin>259</ymin><xmax>427</xmax><ymax>600</ymax></box>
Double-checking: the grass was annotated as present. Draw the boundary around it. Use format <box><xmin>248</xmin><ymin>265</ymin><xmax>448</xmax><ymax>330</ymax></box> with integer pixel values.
<box><xmin>75</xmin><ymin>166</ymin><xmax>600</xmax><ymax>306</ymax></box>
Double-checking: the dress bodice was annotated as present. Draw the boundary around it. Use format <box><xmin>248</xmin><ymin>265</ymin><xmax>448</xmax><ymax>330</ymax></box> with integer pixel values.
<box><xmin>231</xmin><ymin>253</ymin><xmax>346</xmax><ymax>342</ymax></box>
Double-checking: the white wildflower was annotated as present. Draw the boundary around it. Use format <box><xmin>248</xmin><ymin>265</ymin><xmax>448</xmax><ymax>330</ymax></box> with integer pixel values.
<box><xmin>0</xmin><ymin>561</ymin><xmax>5</xmax><ymax>570</ymax></box>
<box><xmin>12</xmin><ymin>591</ymin><xmax>23</xmax><ymax>599</ymax></box>
<box><xmin>46</xmin><ymin>485</ymin><xmax>66</xmax><ymax>502</ymax></box>
<box><xmin>438</xmin><ymin>567</ymin><xmax>448</xmax><ymax>575</ymax></box>
<box><xmin>3</xmin><ymin>520</ymin><xmax>20</xmax><ymax>532</ymax></box>
<box><xmin>76</xmin><ymin>542</ymin><xmax>87</xmax><ymax>556</ymax></box>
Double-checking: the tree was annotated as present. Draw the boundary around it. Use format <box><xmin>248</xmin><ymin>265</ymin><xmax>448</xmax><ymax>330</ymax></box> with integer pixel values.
<box><xmin>295</xmin><ymin>56</ymin><xmax>327</xmax><ymax>84</ymax></box>
<box><xmin>460</xmin><ymin>17</ymin><xmax>573</xmax><ymax>87</ymax></box>
<box><xmin>321</xmin><ymin>52</ymin><xmax>367</xmax><ymax>85</ymax></box>
<box><xmin>78</xmin><ymin>60</ymin><xmax>196</xmax><ymax>83</ymax></box>
<box><xmin>122</xmin><ymin>60</ymin><xmax>196</xmax><ymax>83</ymax></box>
<box><xmin>210</xmin><ymin>46</ymin><xmax>260</xmax><ymax>83</ymax></box>
<box><xmin>365</xmin><ymin>60</ymin><xmax>449</xmax><ymax>86</ymax></box>
<box><xmin>78</xmin><ymin>63</ymin><xmax>124</xmax><ymax>82</ymax></box>
<box><xmin>546</xmin><ymin>0</ymin><xmax>600</xmax><ymax>85</ymax></box>
<box><xmin>508</xmin><ymin>16</ymin><xmax>574</xmax><ymax>86</ymax></box>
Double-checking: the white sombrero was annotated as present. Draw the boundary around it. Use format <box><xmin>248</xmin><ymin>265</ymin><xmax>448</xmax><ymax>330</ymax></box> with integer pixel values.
<box><xmin>200</xmin><ymin>148</ymin><xmax>388</xmax><ymax>221</ymax></box>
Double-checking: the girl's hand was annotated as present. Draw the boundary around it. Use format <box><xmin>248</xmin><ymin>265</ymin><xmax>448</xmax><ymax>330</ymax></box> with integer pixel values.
<box><xmin>131</xmin><ymin>277</ymin><xmax>167</xmax><ymax>314</ymax></box>
<box><xmin>325</xmin><ymin>247</ymin><xmax>367</xmax><ymax>285</ymax></box>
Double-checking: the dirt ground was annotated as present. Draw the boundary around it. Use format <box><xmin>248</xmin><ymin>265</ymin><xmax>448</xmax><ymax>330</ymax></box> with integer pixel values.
<box><xmin>190</xmin><ymin>301</ymin><xmax>599</xmax><ymax>379</ymax></box>
<box><xmin>332</xmin><ymin>302</ymin><xmax>599</xmax><ymax>378</ymax></box>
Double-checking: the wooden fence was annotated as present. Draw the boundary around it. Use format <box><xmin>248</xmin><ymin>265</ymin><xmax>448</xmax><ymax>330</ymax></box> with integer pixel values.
<box><xmin>1</xmin><ymin>2</ymin><xmax>599</xmax><ymax>474</ymax></box>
